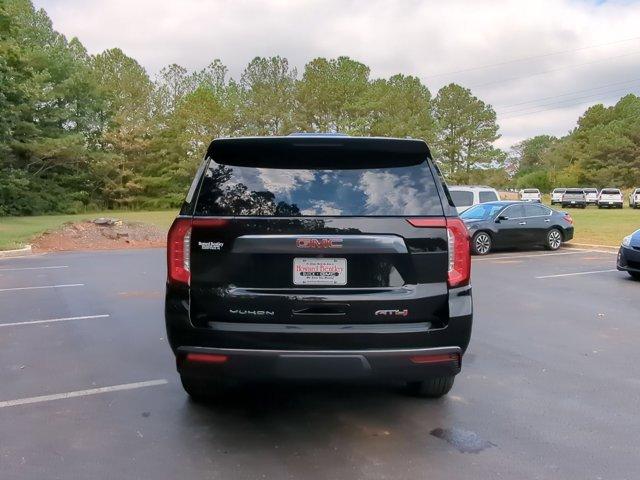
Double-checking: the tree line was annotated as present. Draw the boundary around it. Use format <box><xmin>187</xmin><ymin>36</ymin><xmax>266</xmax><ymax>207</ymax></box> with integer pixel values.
<box><xmin>0</xmin><ymin>0</ymin><xmax>502</xmax><ymax>215</ymax></box>
<box><xmin>1</xmin><ymin>0</ymin><xmax>638</xmax><ymax>216</ymax></box>
<box><xmin>509</xmin><ymin>94</ymin><xmax>640</xmax><ymax>191</ymax></box>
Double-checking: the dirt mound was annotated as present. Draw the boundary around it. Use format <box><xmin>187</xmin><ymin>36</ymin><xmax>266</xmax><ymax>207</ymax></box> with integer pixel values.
<box><xmin>32</xmin><ymin>219</ymin><xmax>167</xmax><ymax>252</ymax></box>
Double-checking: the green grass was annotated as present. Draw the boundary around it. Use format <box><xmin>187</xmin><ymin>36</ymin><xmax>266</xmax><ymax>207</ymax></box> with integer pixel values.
<box><xmin>1</xmin><ymin>206</ymin><xmax>638</xmax><ymax>250</ymax></box>
<box><xmin>0</xmin><ymin>210</ymin><xmax>177</xmax><ymax>250</ymax></box>
<box><xmin>552</xmin><ymin>205</ymin><xmax>639</xmax><ymax>246</ymax></box>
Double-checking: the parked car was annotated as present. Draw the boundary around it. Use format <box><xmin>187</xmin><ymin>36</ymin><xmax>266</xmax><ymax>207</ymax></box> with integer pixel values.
<box><xmin>617</xmin><ymin>229</ymin><xmax>640</xmax><ymax>280</ymax></box>
<box><xmin>551</xmin><ymin>188</ymin><xmax>566</xmax><ymax>205</ymax></box>
<box><xmin>519</xmin><ymin>188</ymin><xmax>541</xmax><ymax>203</ymax></box>
<box><xmin>629</xmin><ymin>188</ymin><xmax>640</xmax><ymax>208</ymax></box>
<box><xmin>561</xmin><ymin>188</ymin><xmax>587</xmax><ymax>209</ymax></box>
<box><xmin>461</xmin><ymin>201</ymin><xmax>574</xmax><ymax>255</ymax></box>
<box><xmin>166</xmin><ymin>135</ymin><xmax>472</xmax><ymax>400</ymax></box>
<box><xmin>598</xmin><ymin>188</ymin><xmax>624</xmax><ymax>208</ymax></box>
<box><xmin>448</xmin><ymin>185</ymin><xmax>500</xmax><ymax>214</ymax></box>
<box><xmin>583</xmin><ymin>187</ymin><xmax>599</xmax><ymax>205</ymax></box>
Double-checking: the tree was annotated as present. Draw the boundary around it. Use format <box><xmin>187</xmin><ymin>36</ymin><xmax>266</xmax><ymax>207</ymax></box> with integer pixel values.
<box><xmin>239</xmin><ymin>56</ymin><xmax>297</xmax><ymax>135</ymax></box>
<box><xmin>365</xmin><ymin>74</ymin><xmax>435</xmax><ymax>141</ymax></box>
<box><xmin>510</xmin><ymin>135</ymin><xmax>557</xmax><ymax>175</ymax></box>
<box><xmin>295</xmin><ymin>56</ymin><xmax>370</xmax><ymax>133</ymax></box>
<box><xmin>433</xmin><ymin>83</ymin><xmax>503</xmax><ymax>183</ymax></box>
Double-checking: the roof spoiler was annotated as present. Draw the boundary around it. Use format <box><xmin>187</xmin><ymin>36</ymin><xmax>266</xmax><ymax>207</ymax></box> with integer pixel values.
<box><xmin>206</xmin><ymin>136</ymin><xmax>431</xmax><ymax>169</ymax></box>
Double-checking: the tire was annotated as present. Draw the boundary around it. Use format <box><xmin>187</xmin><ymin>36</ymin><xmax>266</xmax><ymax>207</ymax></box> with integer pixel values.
<box><xmin>598</xmin><ymin>205</ymin><xmax>603</xmax><ymax>209</ymax></box>
<box><xmin>630</xmin><ymin>272</ymin><xmax>640</xmax><ymax>281</ymax></box>
<box><xmin>471</xmin><ymin>231</ymin><xmax>492</xmax><ymax>255</ymax></box>
<box><xmin>180</xmin><ymin>375</ymin><xmax>227</xmax><ymax>403</ymax></box>
<box><xmin>545</xmin><ymin>228</ymin><xmax>562</xmax><ymax>250</ymax></box>
<box><xmin>407</xmin><ymin>376</ymin><xmax>455</xmax><ymax>398</ymax></box>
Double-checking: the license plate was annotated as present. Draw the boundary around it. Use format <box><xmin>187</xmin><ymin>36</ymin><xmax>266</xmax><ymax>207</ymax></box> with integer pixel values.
<box><xmin>293</xmin><ymin>258</ymin><xmax>346</xmax><ymax>286</ymax></box>
<box><xmin>571</xmin><ymin>201</ymin><xmax>575</xmax><ymax>204</ymax></box>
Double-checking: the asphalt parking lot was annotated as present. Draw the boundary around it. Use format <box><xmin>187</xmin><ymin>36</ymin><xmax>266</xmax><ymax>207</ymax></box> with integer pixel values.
<box><xmin>1</xmin><ymin>247</ymin><xmax>639</xmax><ymax>480</ymax></box>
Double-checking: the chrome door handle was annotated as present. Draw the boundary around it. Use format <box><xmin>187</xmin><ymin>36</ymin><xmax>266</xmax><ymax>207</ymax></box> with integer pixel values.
<box><xmin>518</xmin><ymin>221</ymin><xmax>527</xmax><ymax>225</ymax></box>
<box><xmin>544</xmin><ymin>219</ymin><xmax>550</xmax><ymax>222</ymax></box>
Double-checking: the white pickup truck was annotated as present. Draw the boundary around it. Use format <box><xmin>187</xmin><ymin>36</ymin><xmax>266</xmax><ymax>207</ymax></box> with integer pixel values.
<box><xmin>583</xmin><ymin>188</ymin><xmax>599</xmax><ymax>205</ymax></box>
<box><xmin>597</xmin><ymin>188</ymin><xmax>623</xmax><ymax>209</ymax></box>
<box><xmin>519</xmin><ymin>188</ymin><xmax>541</xmax><ymax>203</ymax></box>
<box><xmin>551</xmin><ymin>188</ymin><xmax>566</xmax><ymax>205</ymax></box>
<box><xmin>630</xmin><ymin>188</ymin><xmax>640</xmax><ymax>209</ymax></box>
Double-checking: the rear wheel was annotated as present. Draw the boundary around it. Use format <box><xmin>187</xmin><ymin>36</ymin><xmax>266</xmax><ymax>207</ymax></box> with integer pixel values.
<box><xmin>545</xmin><ymin>228</ymin><xmax>562</xmax><ymax>250</ymax></box>
<box><xmin>407</xmin><ymin>376</ymin><xmax>455</xmax><ymax>398</ymax></box>
<box><xmin>180</xmin><ymin>375</ymin><xmax>227</xmax><ymax>403</ymax></box>
<box><xmin>471</xmin><ymin>231</ymin><xmax>492</xmax><ymax>255</ymax></box>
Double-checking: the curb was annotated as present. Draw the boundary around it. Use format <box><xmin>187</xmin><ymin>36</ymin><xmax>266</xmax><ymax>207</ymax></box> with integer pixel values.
<box><xmin>0</xmin><ymin>245</ymin><xmax>33</xmax><ymax>258</ymax></box>
<box><xmin>565</xmin><ymin>242</ymin><xmax>619</xmax><ymax>251</ymax></box>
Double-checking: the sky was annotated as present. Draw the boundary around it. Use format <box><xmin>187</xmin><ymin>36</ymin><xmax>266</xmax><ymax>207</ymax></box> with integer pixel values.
<box><xmin>34</xmin><ymin>0</ymin><xmax>640</xmax><ymax>150</ymax></box>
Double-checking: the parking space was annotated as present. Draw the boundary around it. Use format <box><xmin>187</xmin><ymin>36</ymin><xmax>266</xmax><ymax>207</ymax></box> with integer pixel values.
<box><xmin>1</xmin><ymin>247</ymin><xmax>639</xmax><ymax>479</ymax></box>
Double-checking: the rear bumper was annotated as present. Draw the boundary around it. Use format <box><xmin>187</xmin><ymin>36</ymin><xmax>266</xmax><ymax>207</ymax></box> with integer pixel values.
<box><xmin>563</xmin><ymin>227</ymin><xmax>574</xmax><ymax>241</ymax></box>
<box><xmin>617</xmin><ymin>246</ymin><xmax>640</xmax><ymax>272</ymax></box>
<box><xmin>177</xmin><ymin>345</ymin><xmax>462</xmax><ymax>381</ymax></box>
<box><xmin>166</xmin><ymin>284</ymin><xmax>472</xmax><ymax>381</ymax></box>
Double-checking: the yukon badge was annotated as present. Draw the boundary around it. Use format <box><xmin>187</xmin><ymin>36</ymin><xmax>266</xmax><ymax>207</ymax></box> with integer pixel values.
<box><xmin>296</xmin><ymin>238</ymin><xmax>343</xmax><ymax>249</ymax></box>
<box><xmin>375</xmin><ymin>309</ymin><xmax>409</xmax><ymax>317</ymax></box>
<box><xmin>199</xmin><ymin>241</ymin><xmax>224</xmax><ymax>251</ymax></box>
<box><xmin>229</xmin><ymin>309</ymin><xmax>275</xmax><ymax>316</ymax></box>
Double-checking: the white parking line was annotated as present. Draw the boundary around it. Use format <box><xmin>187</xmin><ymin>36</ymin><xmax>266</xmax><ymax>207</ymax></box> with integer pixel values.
<box><xmin>0</xmin><ymin>265</ymin><xmax>68</xmax><ymax>272</ymax></box>
<box><xmin>0</xmin><ymin>379</ymin><xmax>169</xmax><ymax>409</ymax></box>
<box><xmin>0</xmin><ymin>283</ymin><xmax>83</xmax><ymax>293</ymax></box>
<box><xmin>474</xmin><ymin>251</ymin><xmax>588</xmax><ymax>261</ymax></box>
<box><xmin>535</xmin><ymin>269</ymin><xmax>618</xmax><ymax>279</ymax></box>
<box><xmin>0</xmin><ymin>314</ymin><xmax>109</xmax><ymax>328</ymax></box>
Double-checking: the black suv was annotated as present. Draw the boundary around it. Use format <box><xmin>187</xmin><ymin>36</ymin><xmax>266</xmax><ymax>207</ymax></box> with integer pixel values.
<box><xmin>165</xmin><ymin>135</ymin><xmax>472</xmax><ymax>399</ymax></box>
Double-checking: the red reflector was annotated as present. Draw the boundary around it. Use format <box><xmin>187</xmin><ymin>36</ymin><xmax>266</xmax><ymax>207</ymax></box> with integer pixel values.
<box><xmin>185</xmin><ymin>353</ymin><xmax>228</xmax><ymax>364</ymax></box>
<box><xmin>192</xmin><ymin>218</ymin><xmax>230</xmax><ymax>228</ymax></box>
<box><xmin>406</xmin><ymin>218</ymin><xmax>447</xmax><ymax>228</ymax></box>
<box><xmin>410</xmin><ymin>353</ymin><xmax>460</xmax><ymax>365</ymax></box>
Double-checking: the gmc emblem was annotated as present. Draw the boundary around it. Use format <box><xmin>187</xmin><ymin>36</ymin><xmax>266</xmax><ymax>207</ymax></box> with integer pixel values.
<box><xmin>296</xmin><ymin>238</ymin><xmax>343</xmax><ymax>249</ymax></box>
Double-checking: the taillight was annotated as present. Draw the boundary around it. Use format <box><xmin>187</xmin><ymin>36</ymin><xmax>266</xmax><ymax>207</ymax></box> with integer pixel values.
<box><xmin>563</xmin><ymin>214</ymin><xmax>574</xmax><ymax>225</ymax></box>
<box><xmin>406</xmin><ymin>217</ymin><xmax>471</xmax><ymax>288</ymax></box>
<box><xmin>167</xmin><ymin>218</ymin><xmax>192</xmax><ymax>285</ymax></box>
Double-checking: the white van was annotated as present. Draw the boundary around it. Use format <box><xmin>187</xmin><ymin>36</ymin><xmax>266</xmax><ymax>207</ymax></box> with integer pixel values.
<box><xmin>448</xmin><ymin>185</ymin><xmax>501</xmax><ymax>214</ymax></box>
<box><xmin>519</xmin><ymin>188</ymin><xmax>542</xmax><ymax>203</ymax></box>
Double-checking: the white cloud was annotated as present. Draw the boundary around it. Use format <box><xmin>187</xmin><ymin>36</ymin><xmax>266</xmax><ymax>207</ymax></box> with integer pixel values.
<box><xmin>35</xmin><ymin>0</ymin><xmax>640</xmax><ymax>149</ymax></box>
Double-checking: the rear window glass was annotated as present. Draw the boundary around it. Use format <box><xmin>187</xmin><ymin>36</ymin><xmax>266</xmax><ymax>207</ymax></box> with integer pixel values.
<box><xmin>450</xmin><ymin>190</ymin><xmax>474</xmax><ymax>207</ymax></box>
<box><xmin>525</xmin><ymin>204</ymin><xmax>551</xmax><ymax>216</ymax></box>
<box><xmin>522</xmin><ymin>189</ymin><xmax>539</xmax><ymax>193</ymax></box>
<box><xmin>193</xmin><ymin>158</ymin><xmax>444</xmax><ymax>216</ymax></box>
<box><xmin>479</xmin><ymin>190</ymin><xmax>499</xmax><ymax>203</ymax></box>
<box><xmin>601</xmin><ymin>189</ymin><xmax>620</xmax><ymax>194</ymax></box>
<box><xmin>565</xmin><ymin>189</ymin><xmax>584</xmax><ymax>194</ymax></box>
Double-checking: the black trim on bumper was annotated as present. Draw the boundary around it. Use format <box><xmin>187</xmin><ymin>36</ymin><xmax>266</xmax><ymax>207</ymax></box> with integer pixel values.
<box><xmin>177</xmin><ymin>346</ymin><xmax>462</xmax><ymax>381</ymax></box>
